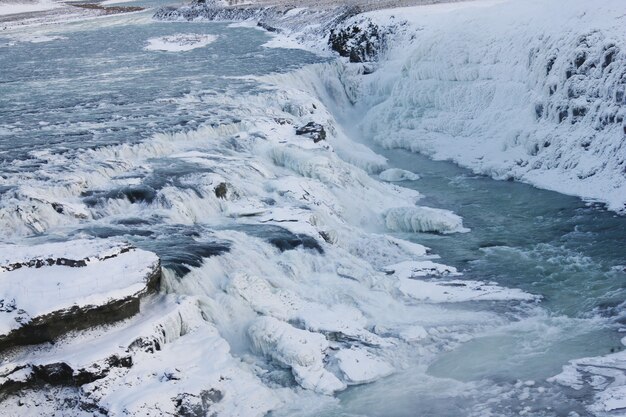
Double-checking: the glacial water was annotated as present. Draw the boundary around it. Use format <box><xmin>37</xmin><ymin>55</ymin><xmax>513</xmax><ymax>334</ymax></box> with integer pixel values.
<box><xmin>1</xmin><ymin>4</ymin><xmax>626</xmax><ymax>417</ymax></box>
<box><xmin>322</xmin><ymin>146</ymin><xmax>626</xmax><ymax>417</ymax></box>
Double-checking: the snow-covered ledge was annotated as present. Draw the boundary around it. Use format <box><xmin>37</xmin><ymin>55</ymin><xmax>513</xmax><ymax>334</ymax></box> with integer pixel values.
<box><xmin>0</xmin><ymin>239</ymin><xmax>161</xmax><ymax>351</ymax></box>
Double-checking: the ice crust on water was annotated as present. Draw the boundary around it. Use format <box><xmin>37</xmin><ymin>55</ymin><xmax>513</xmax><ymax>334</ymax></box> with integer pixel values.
<box><xmin>144</xmin><ymin>33</ymin><xmax>218</xmax><ymax>52</ymax></box>
<box><xmin>550</xmin><ymin>348</ymin><xmax>626</xmax><ymax>415</ymax></box>
<box><xmin>334</xmin><ymin>348</ymin><xmax>394</xmax><ymax>384</ymax></box>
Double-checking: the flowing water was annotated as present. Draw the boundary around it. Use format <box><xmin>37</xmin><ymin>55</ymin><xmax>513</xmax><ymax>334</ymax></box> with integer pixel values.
<box><xmin>1</xmin><ymin>4</ymin><xmax>626</xmax><ymax>416</ymax></box>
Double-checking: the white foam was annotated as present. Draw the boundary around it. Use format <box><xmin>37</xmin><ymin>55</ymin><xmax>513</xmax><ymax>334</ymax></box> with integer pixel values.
<box><xmin>145</xmin><ymin>34</ymin><xmax>217</xmax><ymax>52</ymax></box>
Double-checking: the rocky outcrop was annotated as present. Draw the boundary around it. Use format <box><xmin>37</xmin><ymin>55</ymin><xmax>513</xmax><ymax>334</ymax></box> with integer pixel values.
<box><xmin>0</xmin><ymin>240</ymin><xmax>161</xmax><ymax>352</ymax></box>
<box><xmin>295</xmin><ymin>122</ymin><xmax>327</xmax><ymax>143</ymax></box>
<box><xmin>328</xmin><ymin>22</ymin><xmax>385</xmax><ymax>63</ymax></box>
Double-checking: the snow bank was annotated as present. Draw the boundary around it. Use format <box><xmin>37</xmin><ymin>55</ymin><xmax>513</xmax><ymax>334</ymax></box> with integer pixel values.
<box><xmin>145</xmin><ymin>33</ymin><xmax>217</xmax><ymax>52</ymax></box>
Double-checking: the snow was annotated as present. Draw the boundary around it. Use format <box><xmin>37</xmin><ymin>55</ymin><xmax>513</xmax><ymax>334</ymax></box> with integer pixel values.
<box><xmin>0</xmin><ymin>296</ymin><xmax>280</xmax><ymax>417</ymax></box>
<box><xmin>350</xmin><ymin>0</ymin><xmax>626</xmax><ymax>212</ymax></box>
<box><xmin>387</xmin><ymin>259</ymin><xmax>536</xmax><ymax>303</ymax></box>
<box><xmin>379</xmin><ymin>168</ymin><xmax>420</xmax><ymax>182</ymax></box>
<box><xmin>384</xmin><ymin>206</ymin><xmax>469</xmax><ymax>234</ymax></box>
<box><xmin>0</xmin><ymin>239</ymin><xmax>159</xmax><ymax>336</ymax></box>
<box><xmin>144</xmin><ymin>34</ymin><xmax>218</xmax><ymax>52</ymax></box>
<box><xmin>397</xmin><ymin>277</ymin><xmax>537</xmax><ymax>303</ymax></box>
<box><xmin>248</xmin><ymin>316</ymin><xmax>346</xmax><ymax>394</ymax></box>
<box><xmin>0</xmin><ymin>0</ymin><xmax>58</xmax><ymax>16</ymax></box>
<box><xmin>0</xmin><ymin>1</ymin><xmax>578</xmax><ymax>413</ymax></box>
<box><xmin>334</xmin><ymin>348</ymin><xmax>394</xmax><ymax>384</ymax></box>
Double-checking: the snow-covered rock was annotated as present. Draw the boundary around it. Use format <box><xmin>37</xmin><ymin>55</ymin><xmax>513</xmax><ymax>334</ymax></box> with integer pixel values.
<box><xmin>247</xmin><ymin>316</ymin><xmax>346</xmax><ymax>394</ymax></box>
<box><xmin>0</xmin><ymin>296</ymin><xmax>280</xmax><ymax>417</ymax></box>
<box><xmin>0</xmin><ymin>239</ymin><xmax>160</xmax><ymax>351</ymax></box>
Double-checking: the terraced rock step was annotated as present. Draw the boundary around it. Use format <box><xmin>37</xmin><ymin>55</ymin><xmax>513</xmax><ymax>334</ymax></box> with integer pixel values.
<box><xmin>0</xmin><ymin>240</ymin><xmax>161</xmax><ymax>352</ymax></box>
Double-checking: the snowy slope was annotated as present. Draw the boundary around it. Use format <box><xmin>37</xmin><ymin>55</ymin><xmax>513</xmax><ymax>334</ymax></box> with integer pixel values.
<box><xmin>350</xmin><ymin>0</ymin><xmax>626</xmax><ymax>212</ymax></box>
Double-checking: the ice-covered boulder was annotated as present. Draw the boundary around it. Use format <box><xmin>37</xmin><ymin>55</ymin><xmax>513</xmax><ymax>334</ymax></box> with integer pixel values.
<box><xmin>384</xmin><ymin>206</ymin><xmax>469</xmax><ymax>234</ymax></box>
<box><xmin>0</xmin><ymin>239</ymin><xmax>160</xmax><ymax>351</ymax></box>
<box><xmin>334</xmin><ymin>348</ymin><xmax>393</xmax><ymax>384</ymax></box>
<box><xmin>379</xmin><ymin>168</ymin><xmax>420</xmax><ymax>182</ymax></box>
<box><xmin>247</xmin><ymin>316</ymin><xmax>346</xmax><ymax>394</ymax></box>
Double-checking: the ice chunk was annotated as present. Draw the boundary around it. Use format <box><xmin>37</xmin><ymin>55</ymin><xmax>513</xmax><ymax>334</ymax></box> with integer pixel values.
<box><xmin>397</xmin><ymin>278</ymin><xmax>537</xmax><ymax>303</ymax></box>
<box><xmin>334</xmin><ymin>348</ymin><xmax>394</xmax><ymax>384</ymax></box>
<box><xmin>385</xmin><ymin>206</ymin><xmax>469</xmax><ymax>234</ymax></box>
<box><xmin>247</xmin><ymin>316</ymin><xmax>345</xmax><ymax>394</ymax></box>
<box><xmin>379</xmin><ymin>168</ymin><xmax>420</xmax><ymax>182</ymax></box>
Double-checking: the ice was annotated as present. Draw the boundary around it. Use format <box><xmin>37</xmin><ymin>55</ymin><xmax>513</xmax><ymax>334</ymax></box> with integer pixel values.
<box><xmin>144</xmin><ymin>33</ymin><xmax>218</xmax><ymax>52</ymax></box>
<box><xmin>248</xmin><ymin>316</ymin><xmax>346</xmax><ymax>394</ymax></box>
<box><xmin>379</xmin><ymin>168</ymin><xmax>420</xmax><ymax>182</ymax></box>
<box><xmin>397</xmin><ymin>277</ymin><xmax>537</xmax><ymax>303</ymax></box>
<box><xmin>384</xmin><ymin>206</ymin><xmax>469</xmax><ymax>234</ymax></box>
<box><xmin>551</xmin><ymin>349</ymin><xmax>626</xmax><ymax>415</ymax></box>
<box><xmin>334</xmin><ymin>348</ymin><xmax>394</xmax><ymax>384</ymax></box>
<box><xmin>0</xmin><ymin>0</ymin><xmax>59</xmax><ymax>16</ymax></box>
<box><xmin>350</xmin><ymin>0</ymin><xmax>626</xmax><ymax>212</ymax></box>
<box><xmin>0</xmin><ymin>4</ymin><xmax>566</xmax><ymax>413</ymax></box>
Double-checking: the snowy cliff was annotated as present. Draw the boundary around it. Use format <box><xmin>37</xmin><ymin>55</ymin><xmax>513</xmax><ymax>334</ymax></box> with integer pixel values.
<box><xmin>352</xmin><ymin>0</ymin><xmax>626</xmax><ymax>212</ymax></box>
<box><xmin>156</xmin><ymin>0</ymin><xmax>626</xmax><ymax>212</ymax></box>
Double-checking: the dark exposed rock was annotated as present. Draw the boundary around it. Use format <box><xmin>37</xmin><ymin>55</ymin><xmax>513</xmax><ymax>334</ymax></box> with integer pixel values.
<box><xmin>33</xmin><ymin>363</ymin><xmax>74</xmax><ymax>385</ymax></box>
<box><xmin>257</xmin><ymin>21</ymin><xmax>279</xmax><ymax>33</ymax></box>
<box><xmin>175</xmin><ymin>389</ymin><xmax>223</xmax><ymax>417</ymax></box>
<box><xmin>328</xmin><ymin>22</ymin><xmax>384</xmax><ymax>63</ymax></box>
<box><xmin>214</xmin><ymin>182</ymin><xmax>228</xmax><ymax>199</ymax></box>
<box><xmin>0</xmin><ymin>295</ymin><xmax>143</xmax><ymax>352</ymax></box>
<box><xmin>295</xmin><ymin>122</ymin><xmax>326</xmax><ymax>143</ymax></box>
